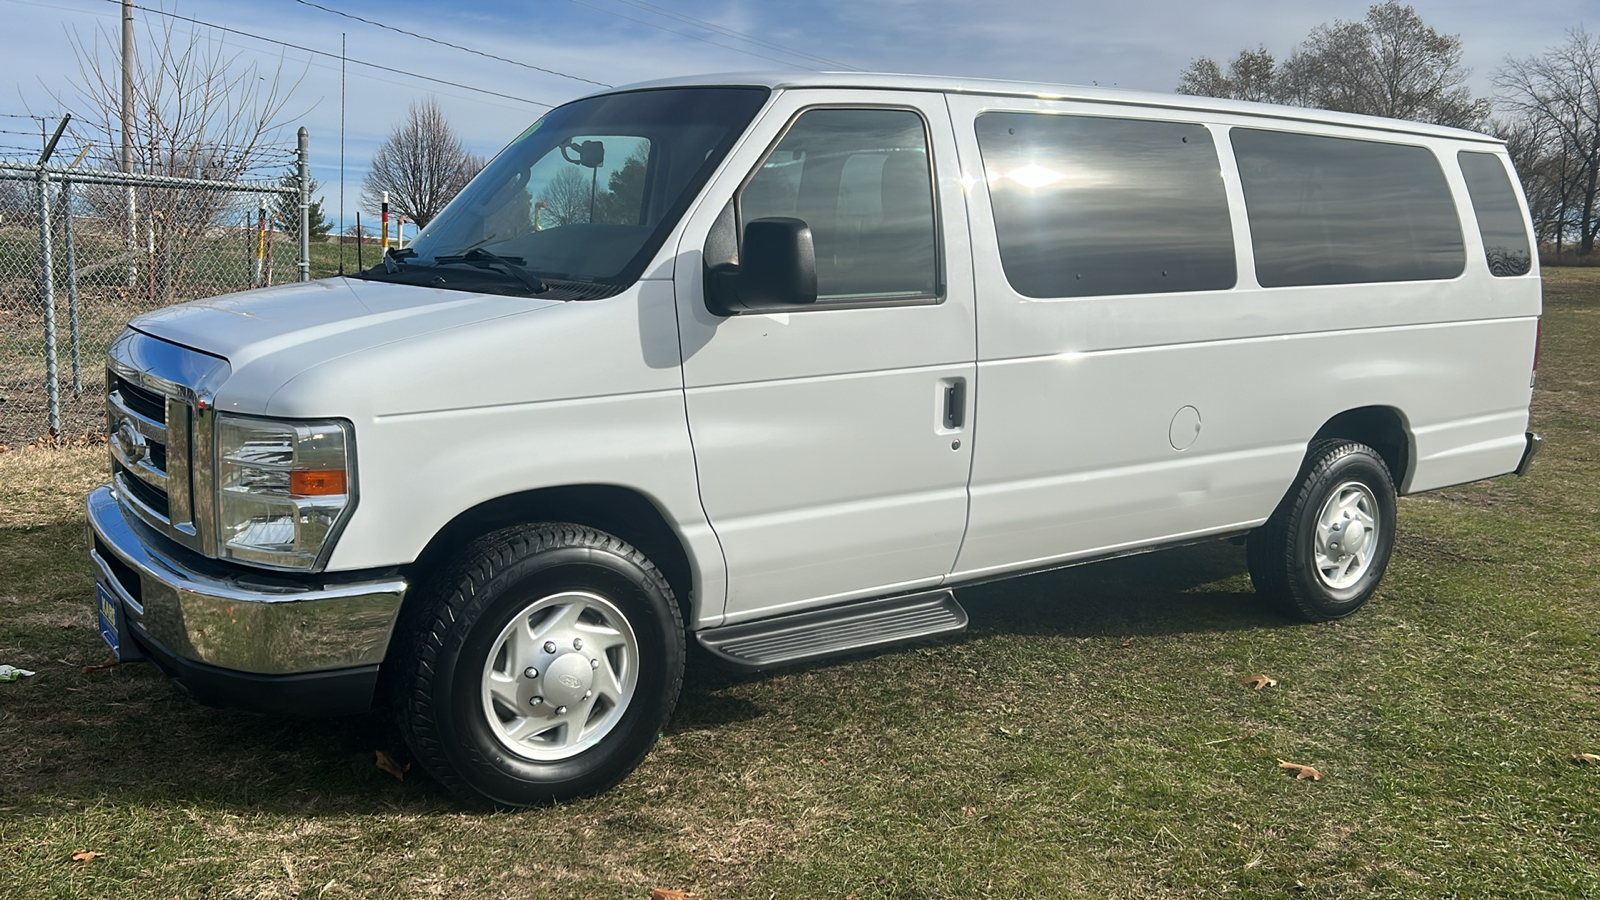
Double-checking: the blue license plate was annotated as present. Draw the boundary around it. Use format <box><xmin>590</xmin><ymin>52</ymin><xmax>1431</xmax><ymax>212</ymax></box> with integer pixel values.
<box><xmin>96</xmin><ymin>583</ymin><xmax>123</xmax><ymax>659</ymax></box>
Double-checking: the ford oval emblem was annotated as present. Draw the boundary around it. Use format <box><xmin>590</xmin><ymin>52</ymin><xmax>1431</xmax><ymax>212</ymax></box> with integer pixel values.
<box><xmin>558</xmin><ymin>674</ymin><xmax>583</xmax><ymax>690</ymax></box>
<box><xmin>114</xmin><ymin>419</ymin><xmax>147</xmax><ymax>465</ymax></box>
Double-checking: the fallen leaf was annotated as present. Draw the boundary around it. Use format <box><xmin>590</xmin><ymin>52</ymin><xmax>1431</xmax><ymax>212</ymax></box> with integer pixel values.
<box><xmin>374</xmin><ymin>750</ymin><xmax>410</xmax><ymax>781</ymax></box>
<box><xmin>650</xmin><ymin>890</ymin><xmax>695</xmax><ymax>900</ymax></box>
<box><xmin>1119</xmin><ymin>638</ymin><xmax>1133</xmax><ymax>648</ymax></box>
<box><xmin>1240</xmin><ymin>674</ymin><xmax>1278</xmax><ymax>690</ymax></box>
<box><xmin>1278</xmin><ymin>760</ymin><xmax>1323</xmax><ymax>781</ymax></box>
<box><xmin>70</xmin><ymin>850</ymin><xmax>101</xmax><ymax>862</ymax></box>
<box><xmin>82</xmin><ymin>656</ymin><xmax>120</xmax><ymax>673</ymax></box>
<box><xmin>1572</xmin><ymin>753</ymin><xmax>1600</xmax><ymax>766</ymax></box>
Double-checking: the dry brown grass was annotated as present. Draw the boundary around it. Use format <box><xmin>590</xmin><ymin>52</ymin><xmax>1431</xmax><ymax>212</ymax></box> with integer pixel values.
<box><xmin>0</xmin><ymin>443</ymin><xmax>104</xmax><ymax>528</ymax></box>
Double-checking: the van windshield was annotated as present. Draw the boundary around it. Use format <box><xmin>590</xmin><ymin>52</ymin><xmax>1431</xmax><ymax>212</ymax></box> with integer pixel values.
<box><xmin>361</xmin><ymin>87</ymin><xmax>769</xmax><ymax>300</ymax></box>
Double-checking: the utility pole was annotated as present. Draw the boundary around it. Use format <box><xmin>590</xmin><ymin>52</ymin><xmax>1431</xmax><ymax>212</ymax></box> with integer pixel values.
<box><xmin>121</xmin><ymin>0</ymin><xmax>135</xmax><ymax>286</ymax></box>
<box><xmin>120</xmin><ymin>0</ymin><xmax>132</xmax><ymax>176</ymax></box>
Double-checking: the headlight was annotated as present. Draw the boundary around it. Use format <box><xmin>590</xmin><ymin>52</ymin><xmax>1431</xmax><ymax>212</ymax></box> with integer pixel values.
<box><xmin>215</xmin><ymin>414</ymin><xmax>355</xmax><ymax>570</ymax></box>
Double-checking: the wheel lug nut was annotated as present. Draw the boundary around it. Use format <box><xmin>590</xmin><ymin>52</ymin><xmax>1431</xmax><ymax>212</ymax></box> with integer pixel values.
<box><xmin>530</xmin><ymin>695</ymin><xmax>543</xmax><ymax>707</ymax></box>
<box><xmin>543</xmin><ymin>641</ymin><xmax>557</xmax><ymax>654</ymax></box>
<box><xmin>555</xmin><ymin>705</ymin><xmax>568</xmax><ymax>715</ymax></box>
<box><xmin>573</xmin><ymin>637</ymin><xmax>584</xmax><ymax>650</ymax></box>
<box><xmin>590</xmin><ymin>658</ymin><xmax>599</xmax><ymax>669</ymax></box>
<box><xmin>584</xmin><ymin>690</ymin><xmax>592</xmax><ymax>699</ymax></box>
<box><xmin>524</xmin><ymin>667</ymin><xmax>539</xmax><ymax>679</ymax></box>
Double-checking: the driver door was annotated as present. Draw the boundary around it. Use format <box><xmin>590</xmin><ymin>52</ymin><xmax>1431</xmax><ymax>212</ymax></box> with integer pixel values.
<box><xmin>672</xmin><ymin>90</ymin><xmax>977</xmax><ymax>624</ymax></box>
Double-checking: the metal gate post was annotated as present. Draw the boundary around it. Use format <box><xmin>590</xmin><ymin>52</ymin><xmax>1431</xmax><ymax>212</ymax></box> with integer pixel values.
<box><xmin>62</xmin><ymin>177</ymin><xmax>82</xmax><ymax>396</ymax></box>
<box><xmin>298</xmin><ymin>127</ymin><xmax>310</xmax><ymax>282</ymax></box>
<box><xmin>36</xmin><ymin>167</ymin><xmax>60</xmax><ymax>437</ymax></box>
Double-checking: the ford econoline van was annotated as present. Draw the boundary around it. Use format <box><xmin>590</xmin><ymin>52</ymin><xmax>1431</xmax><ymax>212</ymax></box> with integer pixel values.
<box><xmin>88</xmin><ymin>72</ymin><xmax>1542</xmax><ymax>807</ymax></box>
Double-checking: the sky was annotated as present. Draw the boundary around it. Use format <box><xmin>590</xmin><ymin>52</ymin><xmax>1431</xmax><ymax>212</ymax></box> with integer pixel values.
<box><xmin>0</xmin><ymin>0</ymin><xmax>1590</xmax><ymax>233</ymax></box>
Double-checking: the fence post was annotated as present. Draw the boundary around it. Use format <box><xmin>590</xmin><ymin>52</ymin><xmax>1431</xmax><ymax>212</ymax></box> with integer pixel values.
<box><xmin>35</xmin><ymin>167</ymin><xmax>60</xmax><ymax>438</ymax></box>
<box><xmin>254</xmin><ymin>202</ymin><xmax>266</xmax><ymax>288</ymax></box>
<box><xmin>62</xmin><ymin>176</ymin><xmax>82</xmax><ymax>397</ymax></box>
<box><xmin>298</xmin><ymin>126</ymin><xmax>310</xmax><ymax>283</ymax></box>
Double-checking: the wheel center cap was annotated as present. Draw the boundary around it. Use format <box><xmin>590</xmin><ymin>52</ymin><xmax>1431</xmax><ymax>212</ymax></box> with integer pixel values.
<box><xmin>541</xmin><ymin>652</ymin><xmax>593</xmax><ymax>707</ymax></box>
<box><xmin>1328</xmin><ymin>520</ymin><xmax>1368</xmax><ymax>558</ymax></box>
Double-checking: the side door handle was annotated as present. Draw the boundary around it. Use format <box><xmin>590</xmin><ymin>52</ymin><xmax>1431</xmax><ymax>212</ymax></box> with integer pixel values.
<box><xmin>943</xmin><ymin>378</ymin><xmax>967</xmax><ymax>430</ymax></box>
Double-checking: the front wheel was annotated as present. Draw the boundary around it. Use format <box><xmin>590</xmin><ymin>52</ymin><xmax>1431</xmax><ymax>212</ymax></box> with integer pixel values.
<box><xmin>398</xmin><ymin>524</ymin><xmax>684</xmax><ymax>807</ymax></box>
<box><xmin>1248</xmin><ymin>440</ymin><xmax>1398</xmax><ymax>622</ymax></box>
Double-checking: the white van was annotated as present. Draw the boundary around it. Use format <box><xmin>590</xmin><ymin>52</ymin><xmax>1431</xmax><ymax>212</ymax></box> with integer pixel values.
<box><xmin>88</xmin><ymin>72</ymin><xmax>1542</xmax><ymax>807</ymax></box>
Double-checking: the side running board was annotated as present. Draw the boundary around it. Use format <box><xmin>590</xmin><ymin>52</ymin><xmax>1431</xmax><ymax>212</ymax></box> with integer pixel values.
<box><xmin>696</xmin><ymin>589</ymin><xmax>968</xmax><ymax>672</ymax></box>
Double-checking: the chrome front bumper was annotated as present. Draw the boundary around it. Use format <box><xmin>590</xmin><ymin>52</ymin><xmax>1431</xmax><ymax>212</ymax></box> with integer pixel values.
<box><xmin>87</xmin><ymin>485</ymin><xmax>406</xmax><ymax>676</ymax></box>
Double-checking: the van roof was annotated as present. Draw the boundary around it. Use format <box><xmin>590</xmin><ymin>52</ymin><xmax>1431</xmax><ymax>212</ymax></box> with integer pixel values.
<box><xmin>604</xmin><ymin>71</ymin><xmax>1502</xmax><ymax>146</ymax></box>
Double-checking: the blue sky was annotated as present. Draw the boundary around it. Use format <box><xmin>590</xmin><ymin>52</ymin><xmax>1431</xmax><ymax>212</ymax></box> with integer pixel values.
<box><xmin>0</xmin><ymin>0</ymin><xmax>1591</xmax><ymax>231</ymax></box>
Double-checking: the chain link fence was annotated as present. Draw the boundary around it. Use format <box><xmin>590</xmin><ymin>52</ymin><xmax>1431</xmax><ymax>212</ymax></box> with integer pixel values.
<box><xmin>0</xmin><ymin>144</ymin><xmax>308</xmax><ymax>446</ymax></box>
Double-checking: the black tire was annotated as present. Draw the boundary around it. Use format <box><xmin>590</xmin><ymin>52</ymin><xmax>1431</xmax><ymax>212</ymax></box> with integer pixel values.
<box><xmin>1247</xmin><ymin>440</ymin><xmax>1397</xmax><ymax>622</ymax></box>
<box><xmin>397</xmin><ymin>523</ymin><xmax>684</xmax><ymax>807</ymax></box>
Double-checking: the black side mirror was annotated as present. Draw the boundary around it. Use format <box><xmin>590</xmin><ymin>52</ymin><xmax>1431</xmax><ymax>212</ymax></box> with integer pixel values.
<box><xmin>707</xmin><ymin>217</ymin><xmax>818</xmax><ymax>315</ymax></box>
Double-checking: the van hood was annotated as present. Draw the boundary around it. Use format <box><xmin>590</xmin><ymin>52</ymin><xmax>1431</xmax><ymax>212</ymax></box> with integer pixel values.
<box><xmin>130</xmin><ymin>277</ymin><xmax>565</xmax><ymax>415</ymax></box>
<box><xmin>131</xmin><ymin>278</ymin><xmax>562</xmax><ymax>372</ymax></box>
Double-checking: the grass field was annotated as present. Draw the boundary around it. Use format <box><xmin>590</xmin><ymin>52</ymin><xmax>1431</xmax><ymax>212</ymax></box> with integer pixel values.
<box><xmin>1</xmin><ymin>270</ymin><xmax>1596</xmax><ymax>898</ymax></box>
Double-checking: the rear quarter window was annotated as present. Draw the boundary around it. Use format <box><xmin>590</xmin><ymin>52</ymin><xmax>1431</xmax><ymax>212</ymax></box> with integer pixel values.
<box><xmin>1231</xmin><ymin>129</ymin><xmax>1465</xmax><ymax>287</ymax></box>
<box><xmin>1458</xmin><ymin>151</ymin><xmax>1534</xmax><ymax>277</ymax></box>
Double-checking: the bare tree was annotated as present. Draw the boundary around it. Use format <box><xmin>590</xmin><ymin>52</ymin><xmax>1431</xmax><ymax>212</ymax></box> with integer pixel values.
<box><xmin>361</xmin><ymin>98</ymin><xmax>484</xmax><ymax>228</ymax></box>
<box><xmin>1177</xmin><ymin>47</ymin><xmax>1280</xmax><ymax>103</ymax></box>
<box><xmin>537</xmin><ymin>166</ymin><xmax>594</xmax><ymax>227</ymax></box>
<box><xmin>1497</xmin><ymin>28</ymin><xmax>1600</xmax><ymax>256</ymax></box>
<box><xmin>55</xmin><ymin>15</ymin><xmax>304</xmax><ymax>298</ymax></box>
<box><xmin>1177</xmin><ymin>2</ymin><xmax>1489</xmax><ymax>129</ymax></box>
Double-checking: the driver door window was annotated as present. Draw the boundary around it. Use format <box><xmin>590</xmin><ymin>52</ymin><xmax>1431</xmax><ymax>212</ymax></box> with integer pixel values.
<box><xmin>739</xmin><ymin>108</ymin><xmax>938</xmax><ymax>302</ymax></box>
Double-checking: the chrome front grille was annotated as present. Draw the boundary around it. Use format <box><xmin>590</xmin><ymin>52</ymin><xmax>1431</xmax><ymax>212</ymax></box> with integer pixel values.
<box><xmin>106</xmin><ymin>329</ymin><xmax>230</xmax><ymax>557</ymax></box>
<box><xmin>111</xmin><ymin>374</ymin><xmax>165</xmax><ymax>423</ymax></box>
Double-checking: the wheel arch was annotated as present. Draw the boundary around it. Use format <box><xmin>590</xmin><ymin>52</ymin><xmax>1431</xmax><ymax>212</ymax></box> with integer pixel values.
<box><xmin>405</xmin><ymin>484</ymin><xmax>699</xmax><ymax>630</ymax></box>
<box><xmin>1309</xmin><ymin>406</ymin><xmax>1413</xmax><ymax>492</ymax></box>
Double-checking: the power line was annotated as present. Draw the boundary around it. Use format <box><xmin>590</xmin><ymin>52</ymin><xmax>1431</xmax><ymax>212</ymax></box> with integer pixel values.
<box><xmin>285</xmin><ymin>0</ymin><xmax>611</xmax><ymax>88</ymax></box>
<box><xmin>100</xmin><ymin>0</ymin><xmax>556</xmax><ymax>109</ymax></box>
<box><xmin>609</xmin><ymin>0</ymin><xmax>860</xmax><ymax>71</ymax></box>
<box><xmin>563</xmin><ymin>0</ymin><xmax>815</xmax><ymax>71</ymax></box>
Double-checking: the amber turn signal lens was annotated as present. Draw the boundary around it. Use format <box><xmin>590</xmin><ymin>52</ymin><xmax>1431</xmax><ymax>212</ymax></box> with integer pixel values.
<box><xmin>290</xmin><ymin>469</ymin><xmax>347</xmax><ymax>496</ymax></box>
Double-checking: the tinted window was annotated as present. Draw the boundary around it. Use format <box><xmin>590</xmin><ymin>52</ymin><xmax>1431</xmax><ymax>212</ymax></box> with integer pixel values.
<box><xmin>1458</xmin><ymin>151</ymin><xmax>1533</xmax><ymax>277</ymax></box>
<box><xmin>975</xmin><ymin>113</ymin><xmax>1235</xmax><ymax>298</ymax></box>
<box><xmin>741</xmin><ymin>108</ymin><xmax>936</xmax><ymax>301</ymax></box>
<box><xmin>1231</xmin><ymin>129</ymin><xmax>1465</xmax><ymax>287</ymax></box>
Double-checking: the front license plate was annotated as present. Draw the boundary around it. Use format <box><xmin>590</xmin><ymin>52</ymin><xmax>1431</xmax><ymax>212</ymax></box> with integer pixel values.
<box><xmin>96</xmin><ymin>583</ymin><xmax>123</xmax><ymax>659</ymax></box>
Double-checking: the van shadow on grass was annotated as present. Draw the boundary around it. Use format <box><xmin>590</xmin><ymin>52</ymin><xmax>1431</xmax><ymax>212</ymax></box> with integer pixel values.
<box><xmin>669</xmin><ymin>539</ymin><xmax>1286</xmax><ymax>735</ymax></box>
<box><xmin>2</xmin><ymin>530</ymin><xmax>1280</xmax><ymax>816</ymax></box>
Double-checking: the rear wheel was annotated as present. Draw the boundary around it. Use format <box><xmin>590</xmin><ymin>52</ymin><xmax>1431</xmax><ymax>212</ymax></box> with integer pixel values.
<box><xmin>398</xmin><ymin>523</ymin><xmax>684</xmax><ymax>807</ymax></box>
<box><xmin>1248</xmin><ymin>440</ymin><xmax>1397</xmax><ymax>621</ymax></box>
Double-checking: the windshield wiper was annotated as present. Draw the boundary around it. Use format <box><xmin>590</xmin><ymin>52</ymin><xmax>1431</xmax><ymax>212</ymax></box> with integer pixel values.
<box><xmin>383</xmin><ymin>246</ymin><xmax>416</xmax><ymax>274</ymax></box>
<box><xmin>432</xmin><ymin>248</ymin><xmax>548</xmax><ymax>294</ymax></box>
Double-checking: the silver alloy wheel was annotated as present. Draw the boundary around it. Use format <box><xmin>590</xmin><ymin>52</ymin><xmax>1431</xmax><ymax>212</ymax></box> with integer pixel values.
<box><xmin>480</xmin><ymin>589</ymin><xmax>640</xmax><ymax>762</ymax></box>
<box><xmin>1313</xmin><ymin>480</ymin><xmax>1380</xmax><ymax>590</ymax></box>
